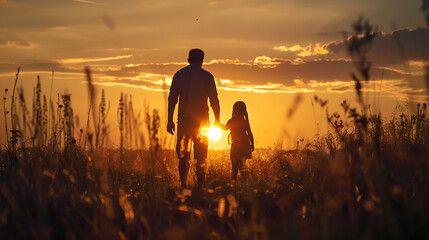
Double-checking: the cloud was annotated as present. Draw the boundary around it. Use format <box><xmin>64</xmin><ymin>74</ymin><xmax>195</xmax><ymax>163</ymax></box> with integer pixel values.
<box><xmin>326</xmin><ymin>27</ymin><xmax>429</xmax><ymax>65</ymax></box>
<box><xmin>1</xmin><ymin>51</ymin><xmax>421</xmax><ymax>93</ymax></box>
<box><xmin>89</xmin><ymin>69</ymin><xmax>427</xmax><ymax>99</ymax></box>
<box><xmin>205</xmin><ymin>59</ymin><xmax>375</xmax><ymax>85</ymax></box>
<box><xmin>73</xmin><ymin>0</ymin><xmax>113</xmax><ymax>7</ymax></box>
<box><xmin>377</xmin><ymin>66</ymin><xmax>426</xmax><ymax>76</ymax></box>
<box><xmin>91</xmin><ymin>73</ymin><xmax>316</xmax><ymax>94</ymax></box>
<box><xmin>59</xmin><ymin>55</ymin><xmax>133</xmax><ymax>64</ymax></box>
<box><xmin>253</xmin><ymin>56</ymin><xmax>285</xmax><ymax>68</ymax></box>
<box><xmin>93</xmin><ymin>56</ymin><xmax>412</xmax><ymax>88</ymax></box>
<box><xmin>273</xmin><ymin>28</ymin><xmax>429</xmax><ymax>68</ymax></box>
<box><xmin>0</xmin><ymin>60</ymin><xmax>79</xmax><ymax>74</ymax></box>
<box><xmin>0</xmin><ymin>39</ymin><xmax>34</xmax><ymax>48</ymax></box>
<box><xmin>80</xmin><ymin>55</ymin><xmax>426</xmax><ymax>97</ymax></box>
<box><xmin>88</xmin><ymin>73</ymin><xmax>174</xmax><ymax>92</ymax></box>
<box><xmin>1</xmin><ymin>55</ymin><xmax>426</xmax><ymax>100</ymax></box>
<box><xmin>273</xmin><ymin>44</ymin><xmax>329</xmax><ymax>57</ymax></box>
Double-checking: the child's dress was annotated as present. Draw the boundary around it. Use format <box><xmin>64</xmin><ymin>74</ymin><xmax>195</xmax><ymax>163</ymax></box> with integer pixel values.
<box><xmin>226</xmin><ymin>118</ymin><xmax>252</xmax><ymax>160</ymax></box>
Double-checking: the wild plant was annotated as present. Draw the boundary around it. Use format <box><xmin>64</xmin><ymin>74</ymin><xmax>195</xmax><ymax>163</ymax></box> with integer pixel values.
<box><xmin>48</xmin><ymin>71</ymin><xmax>54</xmax><ymax>141</ymax></box>
<box><xmin>83</xmin><ymin>103</ymin><xmax>91</xmax><ymax>150</ymax></box>
<box><xmin>423</xmin><ymin>0</ymin><xmax>429</xmax><ymax>27</ymax></box>
<box><xmin>49</xmin><ymin>99</ymin><xmax>55</xmax><ymax>144</ymax></box>
<box><xmin>118</xmin><ymin>92</ymin><xmax>124</xmax><ymax>171</ymax></box>
<box><xmin>131</xmin><ymin>101</ymin><xmax>145</xmax><ymax>149</ymax></box>
<box><xmin>3</xmin><ymin>88</ymin><xmax>9</xmax><ymax>146</ymax></box>
<box><xmin>52</xmin><ymin>93</ymin><xmax>63</xmax><ymax>148</ymax></box>
<box><xmin>343</xmin><ymin>16</ymin><xmax>375</xmax><ymax>136</ymax></box>
<box><xmin>42</xmin><ymin>95</ymin><xmax>48</xmax><ymax>144</ymax></box>
<box><xmin>124</xmin><ymin>94</ymin><xmax>130</xmax><ymax>148</ymax></box>
<box><xmin>97</xmin><ymin>89</ymin><xmax>110</xmax><ymax>148</ymax></box>
<box><xmin>32</xmin><ymin>76</ymin><xmax>44</xmax><ymax>146</ymax></box>
<box><xmin>146</xmin><ymin>108</ymin><xmax>160</xmax><ymax>165</ymax></box>
<box><xmin>85</xmin><ymin>67</ymin><xmax>97</xmax><ymax>151</ymax></box>
<box><xmin>17</xmin><ymin>86</ymin><xmax>30</xmax><ymax>145</ymax></box>
<box><xmin>319</xmin><ymin>17</ymin><xmax>377</xmax><ymax>159</ymax></box>
<box><xmin>62</xmin><ymin>94</ymin><xmax>74</xmax><ymax>145</ymax></box>
<box><xmin>394</xmin><ymin>102</ymin><xmax>429</xmax><ymax>144</ymax></box>
<box><xmin>9</xmin><ymin>68</ymin><xmax>20</xmax><ymax>150</ymax></box>
<box><xmin>84</xmin><ymin>68</ymin><xmax>111</xmax><ymax>150</ymax></box>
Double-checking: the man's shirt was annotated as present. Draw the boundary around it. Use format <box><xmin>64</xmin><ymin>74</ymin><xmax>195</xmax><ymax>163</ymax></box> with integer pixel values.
<box><xmin>168</xmin><ymin>65</ymin><xmax>219</xmax><ymax>124</ymax></box>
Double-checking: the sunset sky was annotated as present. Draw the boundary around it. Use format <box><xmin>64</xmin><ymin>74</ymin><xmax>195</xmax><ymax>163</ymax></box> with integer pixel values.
<box><xmin>1</xmin><ymin>0</ymin><xmax>428</xmax><ymax>149</ymax></box>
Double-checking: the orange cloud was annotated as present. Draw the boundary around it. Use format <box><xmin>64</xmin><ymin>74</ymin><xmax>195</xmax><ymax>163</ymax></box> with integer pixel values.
<box><xmin>377</xmin><ymin>66</ymin><xmax>426</xmax><ymax>76</ymax></box>
<box><xmin>408</xmin><ymin>60</ymin><xmax>429</xmax><ymax>67</ymax></box>
<box><xmin>59</xmin><ymin>55</ymin><xmax>133</xmax><ymax>64</ymax></box>
<box><xmin>273</xmin><ymin>44</ymin><xmax>329</xmax><ymax>57</ymax></box>
<box><xmin>73</xmin><ymin>0</ymin><xmax>112</xmax><ymax>7</ymax></box>
<box><xmin>253</xmin><ymin>56</ymin><xmax>284</xmax><ymax>68</ymax></box>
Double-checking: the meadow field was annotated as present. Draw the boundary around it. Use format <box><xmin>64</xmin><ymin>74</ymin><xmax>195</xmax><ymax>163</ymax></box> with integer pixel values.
<box><xmin>1</xmin><ymin>18</ymin><xmax>429</xmax><ymax>239</ymax></box>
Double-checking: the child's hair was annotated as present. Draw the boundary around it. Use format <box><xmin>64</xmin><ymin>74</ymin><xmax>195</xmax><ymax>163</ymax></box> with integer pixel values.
<box><xmin>232</xmin><ymin>101</ymin><xmax>249</xmax><ymax>121</ymax></box>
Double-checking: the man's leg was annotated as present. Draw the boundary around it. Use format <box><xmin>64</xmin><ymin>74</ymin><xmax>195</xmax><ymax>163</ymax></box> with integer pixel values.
<box><xmin>195</xmin><ymin>157</ymin><xmax>206</xmax><ymax>189</ymax></box>
<box><xmin>194</xmin><ymin>129</ymin><xmax>208</xmax><ymax>189</ymax></box>
<box><xmin>177</xmin><ymin>126</ymin><xmax>192</xmax><ymax>189</ymax></box>
<box><xmin>178</xmin><ymin>153</ymin><xmax>190</xmax><ymax>189</ymax></box>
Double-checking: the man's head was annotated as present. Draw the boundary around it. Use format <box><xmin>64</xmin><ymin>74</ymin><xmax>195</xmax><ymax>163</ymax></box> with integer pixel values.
<box><xmin>188</xmin><ymin>48</ymin><xmax>204</xmax><ymax>66</ymax></box>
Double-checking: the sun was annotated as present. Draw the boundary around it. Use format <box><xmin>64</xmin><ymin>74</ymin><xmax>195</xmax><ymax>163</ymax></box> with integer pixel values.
<box><xmin>200</xmin><ymin>126</ymin><xmax>222</xmax><ymax>142</ymax></box>
<box><xmin>207</xmin><ymin>126</ymin><xmax>222</xmax><ymax>141</ymax></box>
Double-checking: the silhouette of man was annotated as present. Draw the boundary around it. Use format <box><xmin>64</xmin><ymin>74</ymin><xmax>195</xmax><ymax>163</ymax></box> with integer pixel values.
<box><xmin>167</xmin><ymin>48</ymin><xmax>220</xmax><ymax>189</ymax></box>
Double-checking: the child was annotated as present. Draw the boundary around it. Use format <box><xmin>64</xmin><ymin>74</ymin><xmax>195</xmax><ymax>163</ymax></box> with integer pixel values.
<box><xmin>220</xmin><ymin>101</ymin><xmax>254</xmax><ymax>181</ymax></box>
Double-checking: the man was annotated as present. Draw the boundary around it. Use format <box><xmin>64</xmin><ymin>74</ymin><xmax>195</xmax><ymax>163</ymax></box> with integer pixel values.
<box><xmin>167</xmin><ymin>48</ymin><xmax>220</xmax><ymax>189</ymax></box>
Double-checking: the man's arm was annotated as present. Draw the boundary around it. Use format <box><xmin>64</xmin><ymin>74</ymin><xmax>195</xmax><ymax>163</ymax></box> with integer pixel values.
<box><xmin>167</xmin><ymin>75</ymin><xmax>179</xmax><ymax>135</ymax></box>
<box><xmin>246</xmin><ymin>121</ymin><xmax>255</xmax><ymax>151</ymax></box>
<box><xmin>218</xmin><ymin>119</ymin><xmax>230</xmax><ymax>130</ymax></box>
<box><xmin>167</xmin><ymin>101</ymin><xmax>176</xmax><ymax>135</ymax></box>
<box><xmin>208</xmin><ymin>74</ymin><xmax>220</xmax><ymax>124</ymax></box>
<box><xmin>212</xmin><ymin>100</ymin><xmax>220</xmax><ymax>124</ymax></box>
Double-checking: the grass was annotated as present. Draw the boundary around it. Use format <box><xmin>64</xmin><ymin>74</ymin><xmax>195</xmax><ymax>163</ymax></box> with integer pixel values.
<box><xmin>1</xmin><ymin>17</ymin><xmax>429</xmax><ymax>239</ymax></box>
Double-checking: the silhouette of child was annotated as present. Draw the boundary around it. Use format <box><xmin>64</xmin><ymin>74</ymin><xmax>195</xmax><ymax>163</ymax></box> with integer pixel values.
<box><xmin>219</xmin><ymin>101</ymin><xmax>254</xmax><ymax>181</ymax></box>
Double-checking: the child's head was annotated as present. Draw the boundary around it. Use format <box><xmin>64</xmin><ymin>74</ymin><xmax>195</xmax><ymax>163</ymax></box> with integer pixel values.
<box><xmin>232</xmin><ymin>101</ymin><xmax>248</xmax><ymax>120</ymax></box>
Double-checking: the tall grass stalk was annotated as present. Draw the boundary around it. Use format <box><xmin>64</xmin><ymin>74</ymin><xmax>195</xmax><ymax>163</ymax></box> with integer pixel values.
<box><xmin>10</xmin><ymin>68</ymin><xmax>19</xmax><ymax>135</ymax></box>
<box><xmin>97</xmin><ymin>89</ymin><xmax>110</xmax><ymax>148</ymax></box>
<box><xmin>2</xmin><ymin>89</ymin><xmax>8</xmax><ymax>146</ymax></box>
<box><xmin>118</xmin><ymin>92</ymin><xmax>124</xmax><ymax>175</ymax></box>
<box><xmin>48</xmin><ymin>71</ymin><xmax>54</xmax><ymax>143</ymax></box>
<box><xmin>85</xmin><ymin>67</ymin><xmax>98</xmax><ymax>150</ymax></box>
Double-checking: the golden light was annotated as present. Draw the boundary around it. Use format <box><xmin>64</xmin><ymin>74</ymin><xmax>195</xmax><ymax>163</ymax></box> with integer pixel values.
<box><xmin>200</xmin><ymin>126</ymin><xmax>222</xmax><ymax>142</ymax></box>
<box><xmin>208</xmin><ymin>126</ymin><xmax>222</xmax><ymax>142</ymax></box>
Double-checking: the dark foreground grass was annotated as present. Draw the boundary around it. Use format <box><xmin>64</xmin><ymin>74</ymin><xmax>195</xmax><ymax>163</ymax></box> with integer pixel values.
<box><xmin>0</xmin><ymin>123</ymin><xmax>428</xmax><ymax>240</ymax></box>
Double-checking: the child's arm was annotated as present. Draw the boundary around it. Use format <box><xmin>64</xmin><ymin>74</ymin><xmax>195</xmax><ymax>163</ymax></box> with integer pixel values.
<box><xmin>217</xmin><ymin>120</ymin><xmax>230</xmax><ymax>131</ymax></box>
<box><xmin>246</xmin><ymin>121</ymin><xmax>254</xmax><ymax>151</ymax></box>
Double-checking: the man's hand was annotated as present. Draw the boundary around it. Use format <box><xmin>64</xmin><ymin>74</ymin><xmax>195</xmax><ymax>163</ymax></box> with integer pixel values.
<box><xmin>214</xmin><ymin>118</ymin><xmax>220</xmax><ymax>127</ymax></box>
<box><xmin>214</xmin><ymin>120</ymin><xmax>227</xmax><ymax>130</ymax></box>
<box><xmin>167</xmin><ymin>121</ymin><xmax>175</xmax><ymax>135</ymax></box>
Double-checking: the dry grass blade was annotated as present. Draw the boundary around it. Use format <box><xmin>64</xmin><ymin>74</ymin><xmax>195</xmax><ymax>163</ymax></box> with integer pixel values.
<box><xmin>423</xmin><ymin>0</ymin><xmax>429</xmax><ymax>27</ymax></box>
<box><xmin>85</xmin><ymin>67</ymin><xmax>98</xmax><ymax>149</ymax></box>
<box><xmin>10</xmin><ymin>67</ymin><xmax>19</xmax><ymax>133</ymax></box>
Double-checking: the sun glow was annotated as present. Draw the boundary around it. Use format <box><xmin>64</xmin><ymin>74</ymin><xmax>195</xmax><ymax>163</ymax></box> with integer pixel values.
<box><xmin>208</xmin><ymin>127</ymin><xmax>222</xmax><ymax>142</ymax></box>
<box><xmin>200</xmin><ymin>126</ymin><xmax>222</xmax><ymax>142</ymax></box>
